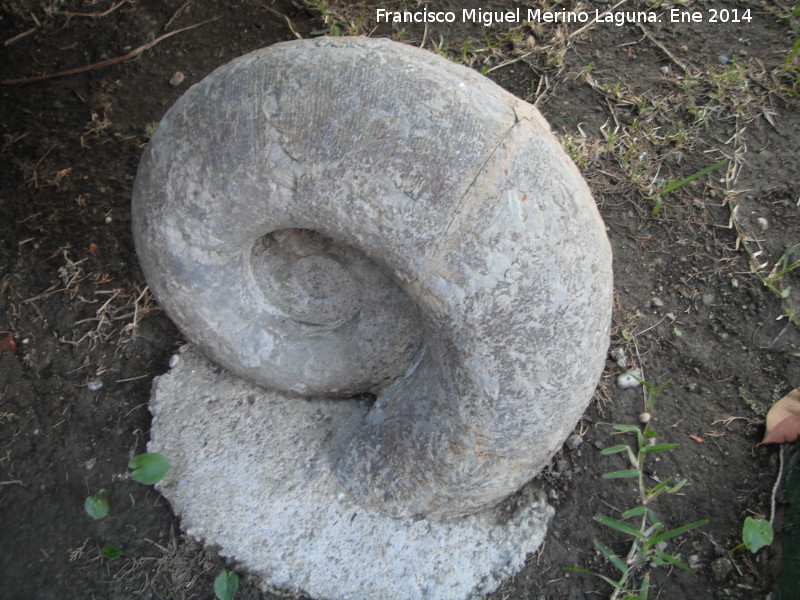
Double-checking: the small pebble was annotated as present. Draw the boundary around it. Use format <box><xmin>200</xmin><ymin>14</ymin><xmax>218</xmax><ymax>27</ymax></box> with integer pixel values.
<box><xmin>169</xmin><ymin>354</ymin><xmax>180</xmax><ymax>368</ymax></box>
<box><xmin>617</xmin><ymin>369</ymin><xmax>642</xmax><ymax>389</ymax></box>
<box><xmin>702</xmin><ymin>293</ymin><xmax>715</xmax><ymax>306</ymax></box>
<box><xmin>659</xmin><ymin>65</ymin><xmax>670</xmax><ymax>75</ymax></box>
<box><xmin>717</xmin><ymin>55</ymin><xmax>730</xmax><ymax>64</ymax></box>
<box><xmin>566</xmin><ymin>434</ymin><xmax>584</xmax><ymax>450</ymax></box>
<box><xmin>87</xmin><ymin>379</ymin><xmax>103</xmax><ymax>391</ymax></box>
<box><xmin>104</xmin><ymin>215</ymin><xmax>113</xmax><ymax>224</ymax></box>
<box><xmin>650</xmin><ymin>297</ymin><xmax>664</xmax><ymax>308</ymax></box>
<box><xmin>757</xmin><ymin>217</ymin><xmax>768</xmax><ymax>231</ymax></box>
<box><xmin>610</xmin><ymin>347</ymin><xmax>627</xmax><ymax>368</ymax></box>
<box><xmin>169</xmin><ymin>71</ymin><xmax>186</xmax><ymax>87</ymax></box>
<box><xmin>639</xmin><ymin>412</ymin><xmax>652</xmax><ymax>424</ymax></box>
<box><xmin>711</xmin><ymin>556</ymin><xmax>734</xmax><ymax>581</ymax></box>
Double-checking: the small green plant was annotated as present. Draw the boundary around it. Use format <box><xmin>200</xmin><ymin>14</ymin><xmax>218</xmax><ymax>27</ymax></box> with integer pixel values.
<box><xmin>128</xmin><ymin>452</ymin><xmax>170</xmax><ymax>485</ymax></box>
<box><xmin>649</xmin><ymin>159</ymin><xmax>726</xmax><ymax>215</ymax></box>
<box><xmin>754</xmin><ymin>244</ymin><xmax>799</xmax><ymax>301</ymax></box>
<box><xmin>143</xmin><ymin>121</ymin><xmax>159</xmax><ymax>140</ymax></box>
<box><xmin>566</xmin><ymin>379</ymin><xmax>708</xmax><ymax>599</ymax></box>
<box><xmin>101</xmin><ymin>544</ymin><xmax>122</xmax><ymax>560</ymax></box>
<box><xmin>730</xmin><ymin>516</ymin><xmax>774</xmax><ymax>554</ymax></box>
<box><xmin>84</xmin><ymin>489</ymin><xmax>109</xmax><ymax>519</ymax></box>
<box><xmin>214</xmin><ymin>569</ymin><xmax>239</xmax><ymax>600</ymax></box>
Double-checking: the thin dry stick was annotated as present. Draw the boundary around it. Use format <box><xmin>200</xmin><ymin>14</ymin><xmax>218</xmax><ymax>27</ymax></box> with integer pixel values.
<box><xmin>636</xmin><ymin>22</ymin><xmax>690</xmax><ymax>74</ymax></box>
<box><xmin>3</xmin><ymin>27</ymin><xmax>36</xmax><ymax>47</ymax></box>
<box><xmin>1</xmin><ymin>18</ymin><xmax>216</xmax><ymax>85</ymax></box>
<box><xmin>488</xmin><ymin>0</ymin><xmax>629</xmax><ymax>74</ymax></box>
<box><xmin>770</xmin><ymin>445</ymin><xmax>785</xmax><ymax>527</ymax></box>
<box><xmin>568</xmin><ymin>0</ymin><xmax>630</xmax><ymax>40</ymax></box>
<box><xmin>60</xmin><ymin>0</ymin><xmax>129</xmax><ymax>18</ymax></box>
<box><xmin>265</xmin><ymin>7</ymin><xmax>303</xmax><ymax>39</ymax></box>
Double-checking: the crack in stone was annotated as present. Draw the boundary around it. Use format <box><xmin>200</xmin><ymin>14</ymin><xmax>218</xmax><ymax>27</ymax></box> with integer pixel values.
<box><xmin>420</xmin><ymin>107</ymin><xmax>526</xmax><ymax>284</ymax></box>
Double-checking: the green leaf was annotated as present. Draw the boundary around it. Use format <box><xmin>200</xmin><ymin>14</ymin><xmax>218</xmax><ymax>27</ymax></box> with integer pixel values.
<box><xmin>84</xmin><ymin>490</ymin><xmax>109</xmax><ymax>519</ymax></box>
<box><xmin>622</xmin><ymin>506</ymin><xmax>648</xmax><ymax>518</ymax></box>
<box><xmin>613</xmin><ymin>424</ymin><xmax>641</xmax><ymax>433</ymax></box>
<box><xmin>594</xmin><ymin>515</ymin><xmax>648</xmax><ymax>540</ymax></box>
<box><xmin>593</xmin><ymin>539</ymin><xmax>627</xmax><ymax>573</ymax></box>
<box><xmin>214</xmin><ymin>569</ymin><xmax>239</xmax><ymax>600</ymax></box>
<box><xmin>650</xmin><ymin>519</ymin><xmax>708</xmax><ymax>544</ymax></box>
<box><xmin>128</xmin><ymin>453</ymin><xmax>170</xmax><ymax>485</ymax></box>
<box><xmin>742</xmin><ymin>517</ymin><xmax>774</xmax><ymax>553</ymax></box>
<box><xmin>664</xmin><ymin>479</ymin><xmax>688</xmax><ymax>494</ymax></box>
<box><xmin>621</xmin><ymin>506</ymin><xmax>659</xmax><ymax>524</ymax></box>
<box><xmin>656</xmin><ymin>160</ymin><xmax>727</xmax><ymax>197</ymax></box>
<box><xmin>601</xmin><ymin>444</ymin><xmax>631</xmax><ymax>455</ymax></box>
<box><xmin>643</xmin><ymin>443</ymin><xmax>679</xmax><ymax>454</ymax></box>
<box><xmin>639</xmin><ymin>573</ymin><xmax>650</xmax><ymax>599</ymax></box>
<box><xmin>646</xmin><ymin>476</ymin><xmax>674</xmax><ymax>496</ymax></box>
<box><xmin>603</xmin><ymin>469</ymin><xmax>640</xmax><ymax>479</ymax></box>
<box><xmin>653</xmin><ymin>548</ymin><xmax>693</xmax><ymax>572</ymax></box>
<box><xmin>101</xmin><ymin>545</ymin><xmax>122</xmax><ymax>560</ymax></box>
<box><xmin>601</xmin><ymin>444</ymin><xmax>638</xmax><ymax>466</ymax></box>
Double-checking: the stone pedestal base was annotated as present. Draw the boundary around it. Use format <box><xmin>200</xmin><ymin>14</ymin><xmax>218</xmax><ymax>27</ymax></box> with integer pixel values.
<box><xmin>149</xmin><ymin>346</ymin><xmax>553</xmax><ymax>600</ymax></box>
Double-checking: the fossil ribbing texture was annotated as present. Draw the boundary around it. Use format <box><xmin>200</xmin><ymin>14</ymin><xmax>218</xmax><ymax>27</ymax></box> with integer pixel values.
<box><xmin>133</xmin><ymin>37</ymin><xmax>612</xmax><ymax>520</ymax></box>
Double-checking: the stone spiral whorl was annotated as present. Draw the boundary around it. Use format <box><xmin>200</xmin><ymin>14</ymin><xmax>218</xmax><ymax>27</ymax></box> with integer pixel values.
<box><xmin>132</xmin><ymin>37</ymin><xmax>612</xmax><ymax>519</ymax></box>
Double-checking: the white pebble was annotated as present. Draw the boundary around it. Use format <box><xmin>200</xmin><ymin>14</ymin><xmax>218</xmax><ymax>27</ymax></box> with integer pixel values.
<box><xmin>756</xmin><ymin>217</ymin><xmax>768</xmax><ymax>231</ymax></box>
<box><xmin>87</xmin><ymin>379</ymin><xmax>103</xmax><ymax>391</ymax></box>
<box><xmin>169</xmin><ymin>71</ymin><xmax>186</xmax><ymax>87</ymax></box>
<box><xmin>617</xmin><ymin>369</ymin><xmax>642</xmax><ymax>389</ymax></box>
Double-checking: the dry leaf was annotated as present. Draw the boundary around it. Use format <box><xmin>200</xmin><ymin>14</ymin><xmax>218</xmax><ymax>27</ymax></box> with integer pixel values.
<box><xmin>0</xmin><ymin>333</ymin><xmax>16</xmax><ymax>353</ymax></box>
<box><xmin>761</xmin><ymin>389</ymin><xmax>800</xmax><ymax>445</ymax></box>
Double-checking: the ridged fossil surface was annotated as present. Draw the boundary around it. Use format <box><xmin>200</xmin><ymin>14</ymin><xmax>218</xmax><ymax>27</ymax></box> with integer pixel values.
<box><xmin>133</xmin><ymin>36</ymin><xmax>612</xmax><ymax>521</ymax></box>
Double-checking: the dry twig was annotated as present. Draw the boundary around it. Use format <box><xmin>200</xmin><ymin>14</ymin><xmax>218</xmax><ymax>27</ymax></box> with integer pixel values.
<box><xmin>2</xmin><ymin>18</ymin><xmax>216</xmax><ymax>85</ymax></box>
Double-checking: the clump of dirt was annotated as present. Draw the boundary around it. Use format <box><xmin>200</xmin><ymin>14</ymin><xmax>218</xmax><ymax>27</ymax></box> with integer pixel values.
<box><xmin>1</xmin><ymin>1</ymin><xmax>798</xmax><ymax>599</ymax></box>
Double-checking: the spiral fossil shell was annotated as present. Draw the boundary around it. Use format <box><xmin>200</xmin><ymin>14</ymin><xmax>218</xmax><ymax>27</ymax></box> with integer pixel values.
<box><xmin>133</xmin><ymin>37</ymin><xmax>612</xmax><ymax>519</ymax></box>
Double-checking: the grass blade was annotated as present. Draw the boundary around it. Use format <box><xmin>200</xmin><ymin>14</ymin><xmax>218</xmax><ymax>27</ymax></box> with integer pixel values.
<box><xmin>594</xmin><ymin>515</ymin><xmax>648</xmax><ymax>540</ymax></box>
<box><xmin>650</xmin><ymin>519</ymin><xmax>709</xmax><ymax>545</ymax></box>
<box><xmin>603</xmin><ymin>469</ymin><xmax>641</xmax><ymax>479</ymax></box>
<box><xmin>642</xmin><ymin>443</ymin><xmax>679</xmax><ymax>454</ymax></box>
<box><xmin>594</xmin><ymin>539</ymin><xmax>628</xmax><ymax>574</ymax></box>
<box><xmin>601</xmin><ymin>444</ymin><xmax>631</xmax><ymax>455</ymax></box>
<box><xmin>656</xmin><ymin>160</ymin><xmax>726</xmax><ymax>197</ymax></box>
<box><xmin>653</xmin><ymin>549</ymin><xmax>693</xmax><ymax>572</ymax></box>
<box><xmin>639</xmin><ymin>573</ymin><xmax>650</xmax><ymax>599</ymax></box>
<box><xmin>613</xmin><ymin>424</ymin><xmax>641</xmax><ymax>433</ymax></box>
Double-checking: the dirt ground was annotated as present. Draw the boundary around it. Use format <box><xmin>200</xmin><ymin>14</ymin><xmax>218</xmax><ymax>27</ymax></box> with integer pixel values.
<box><xmin>1</xmin><ymin>1</ymin><xmax>799</xmax><ymax>599</ymax></box>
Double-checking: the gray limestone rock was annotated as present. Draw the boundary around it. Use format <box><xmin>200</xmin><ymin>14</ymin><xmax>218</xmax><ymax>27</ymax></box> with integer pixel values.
<box><xmin>133</xmin><ymin>36</ymin><xmax>612</xmax><ymax>521</ymax></box>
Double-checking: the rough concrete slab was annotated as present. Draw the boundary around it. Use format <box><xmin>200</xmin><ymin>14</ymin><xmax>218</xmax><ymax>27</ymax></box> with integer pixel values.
<box><xmin>149</xmin><ymin>346</ymin><xmax>554</xmax><ymax>600</ymax></box>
